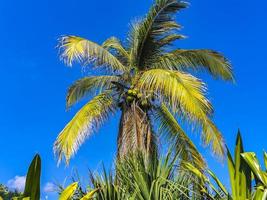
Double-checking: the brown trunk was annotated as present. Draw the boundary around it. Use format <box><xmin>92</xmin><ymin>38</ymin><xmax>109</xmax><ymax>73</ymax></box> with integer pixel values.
<box><xmin>117</xmin><ymin>102</ymin><xmax>156</xmax><ymax>158</ymax></box>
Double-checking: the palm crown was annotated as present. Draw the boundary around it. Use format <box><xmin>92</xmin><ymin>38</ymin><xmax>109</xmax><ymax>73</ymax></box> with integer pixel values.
<box><xmin>54</xmin><ymin>0</ymin><xmax>233</xmax><ymax>167</ymax></box>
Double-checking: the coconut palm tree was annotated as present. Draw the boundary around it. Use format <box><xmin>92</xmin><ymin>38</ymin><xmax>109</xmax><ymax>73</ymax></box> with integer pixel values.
<box><xmin>54</xmin><ymin>0</ymin><xmax>234</xmax><ymax>167</ymax></box>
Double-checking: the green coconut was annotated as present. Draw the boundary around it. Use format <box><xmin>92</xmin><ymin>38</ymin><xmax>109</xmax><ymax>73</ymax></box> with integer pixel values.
<box><xmin>141</xmin><ymin>99</ymin><xmax>148</xmax><ymax>107</ymax></box>
<box><xmin>132</xmin><ymin>90</ymin><xmax>137</xmax><ymax>96</ymax></box>
<box><xmin>127</xmin><ymin>89</ymin><xmax>133</xmax><ymax>95</ymax></box>
<box><xmin>126</xmin><ymin>96</ymin><xmax>134</xmax><ymax>103</ymax></box>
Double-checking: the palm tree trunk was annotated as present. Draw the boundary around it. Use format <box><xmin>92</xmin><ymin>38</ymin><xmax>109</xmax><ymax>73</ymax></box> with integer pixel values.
<box><xmin>117</xmin><ymin>102</ymin><xmax>156</xmax><ymax>158</ymax></box>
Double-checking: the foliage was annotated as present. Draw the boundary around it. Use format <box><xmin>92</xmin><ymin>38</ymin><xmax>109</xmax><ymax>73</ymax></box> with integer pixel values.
<box><xmin>0</xmin><ymin>184</ymin><xmax>21</xmax><ymax>200</ymax></box>
<box><xmin>115</xmin><ymin>151</ymin><xmax>200</xmax><ymax>200</ymax></box>
<box><xmin>54</xmin><ymin>0</ymin><xmax>234</xmax><ymax>168</ymax></box>
<box><xmin>57</xmin><ymin>151</ymin><xmax>206</xmax><ymax>200</ymax></box>
<box><xmin>241</xmin><ymin>152</ymin><xmax>267</xmax><ymax>199</ymax></box>
<box><xmin>184</xmin><ymin>130</ymin><xmax>267</xmax><ymax>200</ymax></box>
<box><xmin>226</xmin><ymin>131</ymin><xmax>251</xmax><ymax>199</ymax></box>
<box><xmin>23</xmin><ymin>154</ymin><xmax>41</xmax><ymax>200</ymax></box>
<box><xmin>9</xmin><ymin>154</ymin><xmax>41</xmax><ymax>200</ymax></box>
<box><xmin>59</xmin><ymin>182</ymin><xmax>79</xmax><ymax>200</ymax></box>
<box><xmin>3</xmin><ymin>132</ymin><xmax>266</xmax><ymax>200</ymax></box>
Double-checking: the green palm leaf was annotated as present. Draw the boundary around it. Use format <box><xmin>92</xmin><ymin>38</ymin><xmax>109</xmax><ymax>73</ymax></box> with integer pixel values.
<box><xmin>59</xmin><ymin>36</ymin><xmax>127</xmax><ymax>73</ymax></box>
<box><xmin>102</xmin><ymin>37</ymin><xmax>129</xmax><ymax>60</ymax></box>
<box><xmin>152</xmin><ymin>49</ymin><xmax>234</xmax><ymax>81</ymax></box>
<box><xmin>201</xmin><ymin>118</ymin><xmax>225</xmax><ymax>157</ymax></box>
<box><xmin>66</xmin><ymin>75</ymin><xmax>119</xmax><ymax>108</ymax></box>
<box><xmin>54</xmin><ymin>92</ymin><xmax>118</xmax><ymax>164</ymax></box>
<box><xmin>128</xmin><ymin>0</ymin><xmax>187</xmax><ymax>68</ymax></box>
<box><xmin>152</xmin><ymin>103</ymin><xmax>205</xmax><ymax>169</ymax></box>
<box><xmin>137</xmin><ymin>69</ymin><xmax>225</xmax><ymax>156</ymax></box>
<box><xmin>264</xmin><ymin>152</ymin><xmax>267</xmax><ymax>171</ymax></box>
<box><xmin>137</xmin><ymin>69</ymin><xmax>212</xmax><ymax>119</ymax></box>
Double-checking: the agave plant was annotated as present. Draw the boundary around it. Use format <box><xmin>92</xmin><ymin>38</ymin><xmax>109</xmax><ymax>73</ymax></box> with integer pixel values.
<box><xmin>57</xmin><ymin>150</ymin><xmax>203</xmax><ymax>200</ymax></box>
<box><xmin>54</xmin><ymin>0</ymin><xmax>234</xmax><ymax>166</ymax></box>
<box><xmin>183</xmin><ymin>130</ymin><xmax>267</xmax><ymax>200</ymax></box>
<box><xmin>241</xmin><ymin>152</ymin><xmax>267</xmax><ymax>199</ymax></box>
<box><xmin>115</xmin><ymin>151</ymin><xmax>201</xmax><ymax>200</ymax></box>
<box><xmin>226</xmin><ymin>131</ymin><xmax>252</xmax><ymax>200</ymax></box>
<box><xmin>88</xmin><ymin>168</ymin><xmax>129</xmax><ymax>200</ymax></box>
<box><xmin>212</xmin><ymin>131</ymin><xmax>267</xmax><ymax>200</ymax></box>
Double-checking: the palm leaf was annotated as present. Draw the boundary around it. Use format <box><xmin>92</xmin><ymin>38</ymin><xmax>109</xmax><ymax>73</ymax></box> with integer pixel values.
<box><xmin>152</xmin><ymin>103</ymin><xmax>206</xmax><ymax>169</ymax></box>
<box><xmin>102</xmin><ymin>37</ymin><xmax>129</xmax><ymax>60</ymax></box>
<box><xmin>66</xmin><ymin>75</ymin><xmax>119</xmax><ymax>108</ymax></box>
<box><xmin>201</xmin><ymin>118</ymin><xmax>225</xmax><ymax>157</ymax></box>
<box><xmin>54</xmin><ymin>92</ymin><xmax>117</xmax><ymax>164</ymax></box>
<box><xmin>137</xmin><ymin>69</ymin><xmax>212</xmax><ymax>120</ymax></box>
<box><xmin>137</xmin><ymin>69</ymin><xmax>225</xmax><ymax>156</ymax></box>
<box><xmin>157</xmin><ymin>34</ymin><xmax>186</xmax><ymax>47</ymax></box>
<box><xmin>207</xmin><ymin>170</ymin><xmax>228</xmax><ymax>196</ymax></box>
<box><xmin>128</xmin><ymin>0</ymin><xmax>187</xmax><ymax>68</ymax></box>
<box><xmin>152</xmin><ymin>49</ymin><xmax>234</xmax><ymax>81</ymax></box>
<box><xmin>264</xmin><ymin>151</ymin><xmax>267</xmax><ymax>171</ymax></box>
<box><xmin>58</xmin><ymin>36</ymin><xmax>127</xmax><ymax>73</ymax></box>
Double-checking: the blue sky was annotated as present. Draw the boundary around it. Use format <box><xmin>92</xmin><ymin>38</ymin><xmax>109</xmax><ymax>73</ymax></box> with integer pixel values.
<box><xmin>0</xmin><ymin>0</ymin><xmax>266</xmax><ymax>199</ymax></box>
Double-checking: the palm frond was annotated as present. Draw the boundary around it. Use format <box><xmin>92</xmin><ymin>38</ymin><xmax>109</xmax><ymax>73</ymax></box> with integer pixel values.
<box><xmin>58</xmin><ymin>36</ymin><xmax>127</xmax><ymax>73</ymax></box>
<box><xmin>152</xmin><ymin>103</ymin><xmax>206</xmax><ymax>169</ymax></box>
<box><xmin>102</xmin><ymin>37</ymin><xmax>129</xmax><ymax>60</ymax></box>
<box><xmin>158</xmin><ymin>34</ymin><xmax>186</xmax><ymax>47</ymax></box>
<box><xmin>54</xmin><ymin>92</ymin><xmax>117</xmax><ymax>164</ymax></box>
<box><xmin>137</xmin><ymin>69</ymin><xmax>225</xmax><ymax>157</ymax></box>
<box><xmin>128</xmin><ymin>0</ymin><xmax>187</xmax><ymax>68</ymax></box>
<box><xmin>66</xmin><ymin>75</ymin><xmax>119</xmax><ymax>108</ymax></box>
<box><xmin>136</xmin><ymin>69</ymin><xmax>212</xmax><ymax>121</ymax></box>
<box><xmin>152</xmin><ymin>49</ymin><xmax>234</xmax><ymax>81</ymax></box>
<box><xmin>201</xmin><ymin>118</ymin><xmax>225</xmax><ymax>157</ymax></box>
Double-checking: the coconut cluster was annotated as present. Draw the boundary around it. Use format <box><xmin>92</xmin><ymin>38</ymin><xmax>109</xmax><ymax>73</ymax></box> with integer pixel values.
<box><xmin>123</xmin><ymin>88</ymin><xmax>154</xmax><ymax>109</ymax></box>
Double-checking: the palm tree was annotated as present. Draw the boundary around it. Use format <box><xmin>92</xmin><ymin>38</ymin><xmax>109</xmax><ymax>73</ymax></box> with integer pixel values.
<box><xmin>54</xmin><ymin>0</ymin><xmax>234</xmax><ymax>167</ymax></box>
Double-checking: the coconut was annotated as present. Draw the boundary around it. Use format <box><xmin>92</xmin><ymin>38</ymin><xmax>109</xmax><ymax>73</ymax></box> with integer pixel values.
<box><xmin>126</xmin><ymin>96</ymin><xmax>134</xmax><ymax>103</ymax></box>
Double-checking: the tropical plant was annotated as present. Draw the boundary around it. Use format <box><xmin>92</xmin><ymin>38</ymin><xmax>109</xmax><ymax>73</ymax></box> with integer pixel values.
<box><xmin>54</xmin><ymin>0</ymin><xmax>234</xmax><ymax>166</ymax></box>
<box><xmin>10</xmin><ymin>154</ymin><xmax>41</xmax><ymax>200</ymax></box>
<box><xmin>184</xmin><ymin>130</ymin><xmax>267</xmax><ymax>200</ymax></box>
<box><xmin>115</xmin><ymin>151</ymin><xmax>200</xmax><ymax>200</ymax></box>
<box><xmin>23</xmin><ymin>154</ymin><xmax>41</xmax><ymax>200</ymax></box>
<box><xmin>182</xmin><ymin>162</ymin><xmax>228</xmax><ymax>199</ymax></box>
<box><xmin>59</xmin><ymin>182</ymin><xmax>79</xmax><ymax>200</ymax></box>
<box><xmin>57</xmin><ymin>150</ymin><xmax>206</xmax><ymax>200</ymax></box>
<box><xmin>0</xmin><ymin>184</ymin><xmax>21</xmax><ymax>200</ymax></box>
<box><xmin>226</xmin><ymin>131</ymin><xmax>252</xmax><ymax>200</ymax></box>
<box><xmin>242</xmin><ymin>152</ymin><xmax>267</xmax><ymax>199</ymax></box>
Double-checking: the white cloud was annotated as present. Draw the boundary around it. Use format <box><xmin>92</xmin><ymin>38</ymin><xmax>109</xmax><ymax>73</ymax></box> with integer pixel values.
<box><xmin>7</xmin><ymin>175</ymin><xmax>26</xmax><ymax>192</ymax></box>
<box><xmin>43</xmin><ymin>182</ymin><xmax>57</xmax><ymax>193</ymax></box>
